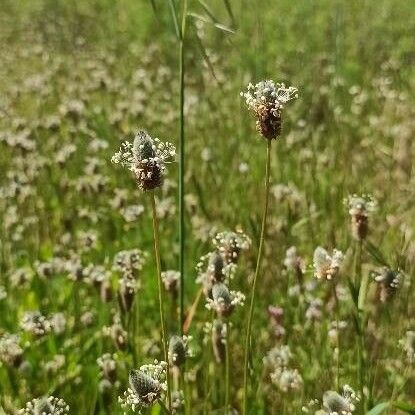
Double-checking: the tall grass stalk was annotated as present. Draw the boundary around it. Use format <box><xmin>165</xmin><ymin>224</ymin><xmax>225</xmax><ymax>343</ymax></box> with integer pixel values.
<box><xmin>168</xmin><ymin>0</ymin><xmax>188</xmax><ymax>334</ymax></box>
<box><xmin>150</xmin><ymin>194</ymin><xmax>172</xmax><ymax>411</ymax></box>
<box><xmin>354</xmin><ymin>240</ymin><xmax>366</xmax><ymax>414</ymax></box>
<box><xmin>242</xmin><ymin>139</ymin><xmax>272</xmax><ymax>415</ymax></box>
<box><xmin>225</xmin><ymin>322</ymin><xmax>230</xmax><ymax>415</ymax></box>
<box><xmin>178</xmin><ymin>0</ymin><xmax>188</xmax><ymax>334</ymax></box>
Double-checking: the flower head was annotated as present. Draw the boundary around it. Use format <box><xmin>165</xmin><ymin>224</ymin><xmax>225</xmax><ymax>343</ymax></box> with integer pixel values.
<box><xmin>206</xmin><ymin>283</ymin><xmax>245</xmax><ymax>317</ymax></box>
<box><xmin>346</xmin><ymin>194</ymin><xmax>377</xmax><ymax>240</ymax></box>
<box><xmin>0</xmin><ymin>332</ymin><xmax>23</xmax><ymax>367</ymax></box>
<box><xmin>19</xmin><ymin>396</ymin><xmax>69</xmax><ymax>415</ymax></box>
<box><xmin>241</xmin><ymin>80</ymin><xmax>298</xmax><ymax>139</ymax></box>
<box><xmin>313</xmin><ymin>247</ymin><xmax>344</xmax><ymax>280</ymax></box>
<box><xmin>161</xmin><ymin>270</ymin><xmax>180</xmax><ymax>295</ymax></box>
<box><xmin>111</xmin><ymin>130</ymin><xmax>176</xmax><ymax>191</ymax></box>
<box><xmin>270</xmin><ymin>367</ymin><xmax>303</xmax><ymax>392</ymax></box>
<box><xmin>168</xmin><ymin>335</ymin><xmax>192</xmax><ymax>367</ymax></box>
<box><xmin>119</xmin><ymin>361</ymin><xmax>167</xmax><ymax>413</ymax></box>
<box><xmin>322</xmin><ymin>385</ymin><xmax>359</xmax><ymax>415</ymax></box>
<box><xmin>372</xmin><ymin>267</ymin><xmax>401</xmax><ymax>302</ymax></box>
<box><xmin>20</xmin><ymin>311</ymin><xmax>52</xmax><ymax>337</ymax></box>
<box><xmin>213</xmin><ymin>230</ymin><xmax>251</xmax><ymax>265</ymax></box>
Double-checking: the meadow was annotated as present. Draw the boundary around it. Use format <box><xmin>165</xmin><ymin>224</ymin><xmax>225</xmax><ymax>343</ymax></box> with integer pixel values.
<box><xmin>0</xmin><ymin>0</ymin><xmax>414</xmax><ymax>414</ymax></box>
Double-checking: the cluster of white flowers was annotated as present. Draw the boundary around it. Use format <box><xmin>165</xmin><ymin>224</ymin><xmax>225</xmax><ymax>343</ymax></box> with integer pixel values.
<box><xmin>322</xmin><ymin>385</ymin><xmax>359</xmax><ymax>415</ymax></box>
<box><xmin>119</xmin><ymin>361</ymin><xmax>167</xmax><ymax>413</ymax></box>
<box><xmin>284</xmin><ymin>246</ymin><xmax>306</xmax><ymax>273</ymax></box>
<box><xmin>168</xmin><ymin>335</ymin><xmax>193</xmax><ymax>367</ymax></box>
<box><xmin>241</xmin><ymin>81</ymin><xmax>299</xmax><ymax>114</ymax></box>
<box><xmin>313</xmin><ymin>247</ymin><xmax>344</xmax><ymax>280</ymax></box>
<box><xmin>112</xmin><ymin>135</ymin><xmax>175</xmax><ymax>171</ymax></box>
<box><xmin>20</xmin><ymin>311</ymin><xmax>52</xmax><ymax>336</ymax></box>
<box><xmin>264</xmin><ymin>345</ymin><xmax>302</xmax><ymax>392</ymax></box>
<box><xmin>205</xmin><ymin>283</ymin><xmax>245</xmax><ymax>317</ymax></box>
<box><xmin>212</xmin><ymin>230</ymin><xmax>251</xmax><ymax>265</ymax></box>
<box><xmin>373</xmin><ymin>268</ymin><xmax>401</xmax><ymax>288</ymax></box>
<box><xmin>161</xmin><ymin>270</ymin><xmax>180</xmax><ymax>293</ymax></box>
<box><xmin>346</xmin><ymin>194</ymin><xmax>377</xmax><ymax>218</ymax></box>
<box><xmin>0</xmin><ymin>333</ymin><xmax>23</xmax><ymax>366</ymax></box>
<box><xmin>111</xmin><ymin>130</ymin><xmax>176</xmax><ymax>191</ymax></box>
<box><xmin>113</xmin><ymin>249</ymin><xmax>147</xmax><ymax>276</ymax></box>
<box><xmin>19</xmin><ymin>396</ymin><xmax>69</xmax><ymax>415</ymax></box>
<box><xmin>271</xmin><ymin>367</ymin><xmax>303</xmax><ymax>392</ymax></box>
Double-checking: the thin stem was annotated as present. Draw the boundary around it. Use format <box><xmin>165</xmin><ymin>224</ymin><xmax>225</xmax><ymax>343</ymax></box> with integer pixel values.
<box><xmin>242</xmin><ymin>139</ymin><xmax>272</xmax><ymax>415</ymax></box>
<box><xmin>178</xmin><ymin>0</ymin><xmax>188</xmax><ymax>335</ymax></box>
<box><xmin>225</xmin><ymin>322</ymin><xmax>230</xmax><ymax>415</ymax></box>
<box><xmin>151</xmin><ymin>194</ymin><xmax>172</xmax><ymax>411</ymax></box>
<box><xmin>355</xmin><ymin>239</ymin><xmax>366</xmax><ymax>414</ymax></box>
<box><xmin>332</xmin><ymin>283</ymin><xmax>340</xmax><ymax>390</ymax></box>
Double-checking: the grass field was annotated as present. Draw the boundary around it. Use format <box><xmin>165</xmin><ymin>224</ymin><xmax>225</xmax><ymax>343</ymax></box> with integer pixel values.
<box><xmin>0</xmin><ymin>1</ymin><xmax>414</xmax><ymax>414</ymax></box>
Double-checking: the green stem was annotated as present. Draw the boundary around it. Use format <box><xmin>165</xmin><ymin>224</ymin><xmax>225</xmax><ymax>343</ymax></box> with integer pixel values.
<box><xmin>332</xmin><ymin>283</ymin><xmax>340</xmax><ymax>390</ymax></box>
<box><xmin>178</xmin><ymin>0</ymin><xmax>187</xmax><ymax>335</ymax></box>
<box><xmin>355</xmin><ymin>239</ymin><xmax>366</xmax><ymax>414</ymax></box>
<box><xmin>242</xmin><ymin>139</ymin><xmax>272</xmax><ymax>415</ymax></box>
<box><xmin>225</xmin><ymin>322</ymin><xmax>230</xmax><ymax>415</ymax></box>
<box><xmin>151</xmin><ymin>194</ymin><xmax>172</xmax><ymax>411</ymax></box>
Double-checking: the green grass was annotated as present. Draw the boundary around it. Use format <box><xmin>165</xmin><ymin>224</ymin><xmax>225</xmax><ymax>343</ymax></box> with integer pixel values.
<box><xmin>0</xmin><ymin>1</ymin><xmax>414</xmax><ymax>414</ymax></box>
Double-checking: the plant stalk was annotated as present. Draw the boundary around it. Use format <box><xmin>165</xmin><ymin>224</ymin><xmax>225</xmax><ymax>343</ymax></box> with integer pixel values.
<box><xmin>242</xmin><ymin>139</ymin><xmax>272</xmax><ymax>415</ymax></box>
<box><xmin>178</xmin><ymin>0</ymin><xmax>188</xmax><ymax>335</ymax></box>
<box><xmin>151</xmin><ymin>194</ymin><xmax>172</xmax><ymax>411</ymax></box>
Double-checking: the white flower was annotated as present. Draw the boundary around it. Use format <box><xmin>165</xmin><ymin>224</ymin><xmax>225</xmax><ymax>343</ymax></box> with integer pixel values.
<box><xmin>119</xmin><ymin>360</ymin><xmax>167</xmax><ymax>413</ymax></box>
<box><xmin>19</xmin><ymin>396</ymin><xmax>69</xmax><ymax>415</ymax></box>
<box><xmin>313</xmin><ymin>247</ymin><xmax>344</xmax><ymax>280</ymax></box>
<box><xmin>241</xmin><ymin>80</ymin><xmax>299</xmax><ymax>112</ymax></box>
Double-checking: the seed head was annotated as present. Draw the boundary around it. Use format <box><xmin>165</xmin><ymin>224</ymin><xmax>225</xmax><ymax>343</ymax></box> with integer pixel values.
<box><xmin>119</xmin><ymin>361</ymin><xmax>167</xmax><ymax>412</ymax></box>
<box><xmin>372</xmin><ymin>267</ymin><xmax>401</xmax><ymax>302</ymax></box>
<box><xmin>346</xmin><ymin>194</ymin><xmax>377</xmax><ymax>240</ymax></box>
<box><xmin>111</xmin><ymin>130</ymin><xmax>176</xmax><ymax>191</ymax></box>
<box><xmin>213</xmin><ymin>230</ymin><xmax>251</xmax><ymax>265</ymax></box>
<box><xmin>241</xmin><ymin>80</ymin><xmax>298</xmax><ymax>140</ymax></box>
<box><xmin>168</xmin><ymin>335</ymin><xmax>191</xmax><ymax>367</ymax></box>
<box><xmin>206</xmin><ymin>283</ymin><xmax>245</xmax><ymax>317</ymax></box>
<box><xmin>322</xmin><ymin>385</ymin><xmax>359</xmax><ymax>415</ymax></box>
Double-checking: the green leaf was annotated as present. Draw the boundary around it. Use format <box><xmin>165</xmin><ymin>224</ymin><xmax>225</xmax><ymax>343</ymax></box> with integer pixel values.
<box><xmin>366</xmin><ymin>402</ymin><xmax>390</xmax><ymax>415</ymax></box>
<box><xmin>188</xmin><ymin>12</ymin><xmax>235</xmax><ymax>33</ymax></box>
<box><xmin>364</xmin><ymin>241</ymin><xmax>390</xmax><ymax>267</ymax></box>
<box><xmin>393</xmin><ymin>401</ymin><xmax>415</xmax><ymax>414</ymax></box>
<box><xmin>167</xmin><ymin>0</ymin><xmax>181</xmax><ymax>39</ymax></box>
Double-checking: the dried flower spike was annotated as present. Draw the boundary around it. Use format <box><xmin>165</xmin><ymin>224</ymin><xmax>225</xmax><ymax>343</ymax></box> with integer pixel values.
<box><xmin>241</xmin><ymin>80</ymin><xmax>298</xmax><ymax>139</ymax></box>
<box><xmin>111</xmin><ymin>130</ymin><xmax>176</xmax><ymax>191</ymax></box>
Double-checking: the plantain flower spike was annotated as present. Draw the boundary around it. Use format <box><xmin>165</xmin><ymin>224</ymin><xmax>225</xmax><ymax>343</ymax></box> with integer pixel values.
<box><xmin>111</xmin><ymin>130</ymin><xmax>176</xmax><ymax>191</ymax></box>
<box><xmin>241</xmin><ymin>80</ymin><xmax>298</xmax><ymax>140</ymax></box>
